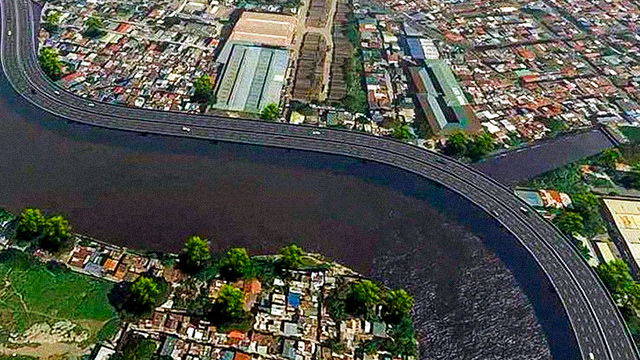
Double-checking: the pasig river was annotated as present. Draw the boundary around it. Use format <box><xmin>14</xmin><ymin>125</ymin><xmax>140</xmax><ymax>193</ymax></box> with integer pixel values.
<box><xmin>0</xmin><ymin>72</ymin><xmax>579</xmax><ymax>359</ymax></box>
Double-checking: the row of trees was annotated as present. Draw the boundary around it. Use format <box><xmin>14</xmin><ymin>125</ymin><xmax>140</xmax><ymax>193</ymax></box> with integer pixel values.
<box><xmin>329</xmin><ymin>279</ymin><xmax>413</xmax><ymax>323</ymax></box>
<box><xmin>442</xmin><ymin>131</ymin><xmax>495</xmax><ymax>162</ymax></box>
<box><xmin>551</xmin><ymin>189</ymin><xmax>603</xmax><ymax>260</ymax></box>
<box><xmin>596</xmin><ymin>260</ymin><xmax>640</xmax><ymax>339</ymax></box>
<box><xmin>15</xmin><ymin>208</ymin><xmax>71</xmax><ymax>253</ymax></box>
<box><xmin>179</xmin><ymin>235</ymin><xmax>304</xmax><ymax>277</ymax></box>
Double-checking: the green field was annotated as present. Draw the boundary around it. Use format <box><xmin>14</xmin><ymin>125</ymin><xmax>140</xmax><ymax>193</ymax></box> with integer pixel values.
<box><xmin>0</xmin><ymin>250</ymin><xmax>116</xmax><ymax>347</ymax></box>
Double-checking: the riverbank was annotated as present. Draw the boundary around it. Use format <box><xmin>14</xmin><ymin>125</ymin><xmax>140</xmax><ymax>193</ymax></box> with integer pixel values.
<box><xmin>0</xmin><ymin>210</ymin><xmax>420</xmax><ymax>360</ymax></box>
<box><xmin>0</xmin><ymin>67</ymin><xmax>572</xmax><ymax>359</ymax></box>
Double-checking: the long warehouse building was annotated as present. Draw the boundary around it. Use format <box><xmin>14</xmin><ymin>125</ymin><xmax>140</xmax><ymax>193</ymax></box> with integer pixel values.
<box><xmin>213</xmin><ymin>11</ymin><xmax>295</xmax><ymax>114</ymax></box>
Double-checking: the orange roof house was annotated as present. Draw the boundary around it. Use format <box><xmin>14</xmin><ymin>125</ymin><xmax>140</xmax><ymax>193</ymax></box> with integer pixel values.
<box><xmin>102</xmin><ymin>258</ymin><xmax>119</xmax><ymax>272</ymax></box>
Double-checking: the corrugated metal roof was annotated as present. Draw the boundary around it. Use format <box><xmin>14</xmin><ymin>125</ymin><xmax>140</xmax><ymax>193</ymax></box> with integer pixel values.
<box><xmin>215</xmin><ymin>44</ymin><xmax>289</xmax><ymax>113</ymax></box>
<box><xmin>406</xmin><ymin>37</ymin><xmax>425</xmax><ymax>60</ymax></box>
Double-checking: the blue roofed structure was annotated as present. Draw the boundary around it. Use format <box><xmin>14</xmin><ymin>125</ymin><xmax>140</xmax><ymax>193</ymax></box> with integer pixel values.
<box><xmin>406</xmin><ymin>38</ymin><xmax>425</xmax><ymax>60</ymax></box>
<box><xmin>287</xmin><ymin>293</ymin><xmax>300</xmax><ymax>308</ymax></box>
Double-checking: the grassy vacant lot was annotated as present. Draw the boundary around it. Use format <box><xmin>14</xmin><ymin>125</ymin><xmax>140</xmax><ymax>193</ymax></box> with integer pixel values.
<box><xmin>0</xmin><ymin>250</ymin><xmax>116</xmax><ymax>352</ymax></box>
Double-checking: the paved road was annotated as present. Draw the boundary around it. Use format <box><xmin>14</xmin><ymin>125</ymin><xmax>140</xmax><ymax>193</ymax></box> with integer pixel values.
<box><xmin>1</xmin><ymin>0</ymin><xmax>638</xmax><ymax>358</ymax></box>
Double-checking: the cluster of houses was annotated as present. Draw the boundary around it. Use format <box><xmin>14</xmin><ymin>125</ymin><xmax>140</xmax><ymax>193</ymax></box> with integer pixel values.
<box><xmin>70</xmin><ymin>242</ymin><xmax>404</xmax><ymax>360</ymax></box>
<box><xmin>64</xmin><ymin>239</ymin><xmax>164</xmax><ymax>282</ymax></box>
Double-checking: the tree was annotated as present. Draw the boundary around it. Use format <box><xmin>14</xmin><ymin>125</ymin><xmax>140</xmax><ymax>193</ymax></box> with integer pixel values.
<box><xmin>382</xmin><ymin>289</ymin><xmax>414</xmax><ymax>324</ymax></box>
<box><xmin>125</xmin><ymin>276</ymin><xmax>161</xmax><ymax>314</ymax></box>
<box><xmin>391</xmin><ymin>123</ymin><xmax>415</xmax><ymax>140</ymax></box>
<box><xmin>179</xmin><ymin>235</ymin><xmax>210</xmax><ymax>273</ymax></box>
<box><xmin>39</xmin><ymin>215</ymin><xmax>71</xmax><ymax>252</ymax></box>
<box><xmin>348</xmin><ymin>280</ymin><xmax>381</xmax><ymax>317</ymax></box>
<box><xmin>443</xmin><ymin>131</ymin><xmax>469</xmax><ymax>158</ymax></box>
<box><xmin>599</xmin><ymin>148</ymin><xmax>622</xmax><ymax>169</ymax></box>
<box><xmin>109</xmin><ymin>335</ymin><xmax>157</xmax><ymax>360</ymax></box>
<box><xmin>619</xmin><ymin>172</ymin><xmax>640</xmax><ymax>190</ymax></box>
<box><xmin>0</xmin><ymin>208</ymin><xmax>13</xmax><ymax>223</ymax></box>
<box><xmin>575</xmin><ymin>240</ymin><xmax>592</xmax><ymax>261</ymax></box>
<box><xmin>191</xmin><ymin>74</ymin><xmax>213</xmax><ymax>103</ymax></box>
<box><xmin>342</xmin><ymin>92</ymin><xmax>367</xmax><ymax>114</ymax></box>
<box><xmin>38</xmin><ymin>47</ymin><xmax>62</xmax><ymax>81</ymax></box>
<box><xmin>596</xmin><ymin>260</ymin><xmax>636</xmax><ymax>306</ymax></box>
<box><xmin>15</xmin><ymin>208</ymin><xmax>45</xmax><ymax>241</ymax></box>
<box><xmin>83</xmin><ymin>16</ymin><xmax>105</xmax><ymax>38</ymax></box>
<box><xmin>467</xmin><ymin>132</ymin><xmax>495</xmax><ymax>161</ymax></box>
<box><xmin>279</xmin><ymin>243</ymin><xmax>303</xmax><ymax>269</ymax></box>
<box><xmin>211</xmin><ymin>284</ymin><xmax>246</xmax><ymax>324</ymax></box>
<box><xmin>571</xmin><ymin>191</ymin><xmax>598</xmax><ymax>215</ymax></box>
<box><xmin>553</xmin><ymin>211</ymin><xmax>584</xmax><ymax>237</ymax></box>
<box><xmin>384</xmin><ymin>314</ymin><xmax>418</xmax><ymax>357</ymax></box>
<box><xmin>42</xmin><ymin>10</ymin><xmax>61</xmax><ymax>33</ymax></box>
<box><xmin>219</xmin><ymin>248</ymin><xmax>252</xmax><ymax>281</ymax></box>
<box><xmin>261</xmin><ymin>103</ymin><xmax>279</xmax><ymax>121</ymax></box>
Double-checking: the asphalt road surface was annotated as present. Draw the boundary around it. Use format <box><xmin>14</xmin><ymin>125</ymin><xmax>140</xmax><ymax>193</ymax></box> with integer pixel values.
<box><xmin>1</xmin><ymin>0</ymin><xmax>638</xmax><ymax>358</ymax></box>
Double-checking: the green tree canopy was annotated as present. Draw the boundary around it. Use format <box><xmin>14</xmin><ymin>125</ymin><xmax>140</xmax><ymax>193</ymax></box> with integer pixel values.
<box><xmin>571</xmin><ymin>191</ymin><xmax>599</xmax><ymax>215</ymax></box>
<box><xmin>125</xmin><ymin>276</ymin><xmax>162</xmax><ymax>314</ymax></box>
<box><xmin>443</xmin><ymin>131</ymin><xmax>495</xmax><ymax>161</ymax></box>
<box><xmin>553</xmin><ymin>211</ymin><xmax>584</xmax><ymax>237</ymax></box>
<box><xmin>596</xmin><ymin>260</ymin><xmax>640</xmax><ymax>312</ymax></box>
<box><xmin>219</xmin><ymin>248</ymin><xmax>252</xmax><ymax>281</ymax></box>
<box><xmin>109</xmin><ymin>335</ymin><xmax>157</xmax><ymax>360</ymax></box>
<box><xmin>467</xmin><ymin>132</ymin><xmax>495</xmax><ymax>161</ymax></box>
<box><xmin>261</xmin><ymin>103</ymin><xmax>279</xmax><ymax>121</ymax></box>
<box><xmin>179</xmin><ymin>235</ymin><xmax>210</xmax><ymax>273</ymax></box>
<box><xmin>192</xmin><ymin>74</ymin><xmax>213</xmax><ymax>103</ymax></box>
<box><xmin>15</xmin><ymin>208</ymin><xmax>45</xmax><ymax>241</ymax></box>
<box><xmin>38</xmin><ymin>47</ymin><xmax>62</xmax><ymax>81</ymax></box>
<box><xmin>347</xmin><ymin>280</ymin><xmax>381</xmax><ymax>317</ymax></box>
<box><xmin>382</xmin><ymin>289</ymin><xmax>414</xmax><ymax>324</ymax></box>
<box><xmin>599</xmin><ymin>148</ymin><xmax>622</xmax><ymax>169</ymax></box>
<box><xmin>279</xmin><ymin>243</ymin><xmax>303</xmax><ymax>269</ymax></box>
<box><xmin>83</xmin><ymin>16</ymin><xmax>105</xmax><ymax>38</ymax></box>
<box><xmin>391</xmin><ymin>123</ymin><xmax>415</xmax><ymax>141</ymax></box>
<box><xmin>211</xmin><ymin>284</ymin><xmax>246</xmax><ymax>324</ymax></box>
<box><xmin>443</xmin><ymin>131</ymin><xmax>469</xmax><ymax>158</ymax></box>
<box><xmin>39</xmin><ymin>215</ymin><xmax>71</xmax><ymax>253</ymax></box>
<box><xmin>42</xmin><ymin>10</ymin><xmax>61</xmax><ymax>33</ymax></box>
<box><xmin>0</xmin><ymin>208</ymin><xmax>14</xmax><ymax>223</ymax></box>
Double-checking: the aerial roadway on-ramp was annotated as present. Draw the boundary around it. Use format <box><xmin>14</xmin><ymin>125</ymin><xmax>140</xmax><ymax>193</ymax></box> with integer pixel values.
<box><xmin>1</xmin><ymin>0</ymin><xmax>639</xmax><ymax>358</ymax></box>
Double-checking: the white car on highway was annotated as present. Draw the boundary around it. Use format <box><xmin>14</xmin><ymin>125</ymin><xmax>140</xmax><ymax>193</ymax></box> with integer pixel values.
<box><xmin>181</xmin><ymin>126</ymin><xmax>191</xmax><ymax>132</ymax></box>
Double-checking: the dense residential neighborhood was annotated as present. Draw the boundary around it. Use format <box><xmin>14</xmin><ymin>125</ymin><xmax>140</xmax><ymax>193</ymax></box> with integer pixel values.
<box><xmin>37</xmin><ymin>0</ymin><xmax>640</xmax><ymax>159</ymax></box>
<box><xmin>11</xmin><ymin>0</ymin><xmax>640</xmax><ymax>357</ymax></box>
<box><xmin>0</xmin><ymin>209</ymin><xmax>417</xmax><ymax>360</ymax></box>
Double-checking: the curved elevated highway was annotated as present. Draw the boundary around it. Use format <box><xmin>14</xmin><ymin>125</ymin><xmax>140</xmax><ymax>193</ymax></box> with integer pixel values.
<box><xmin>1</xmin><ymin>0</ymin><xmax>639</xmax><ymax>358</ymax></box>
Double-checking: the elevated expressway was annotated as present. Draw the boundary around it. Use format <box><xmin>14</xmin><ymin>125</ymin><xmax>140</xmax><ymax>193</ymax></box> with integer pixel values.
<box><xmin>1</xmin><ymin>0</ymin><xmax>639</xmax><ymax>358</ymax></box>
